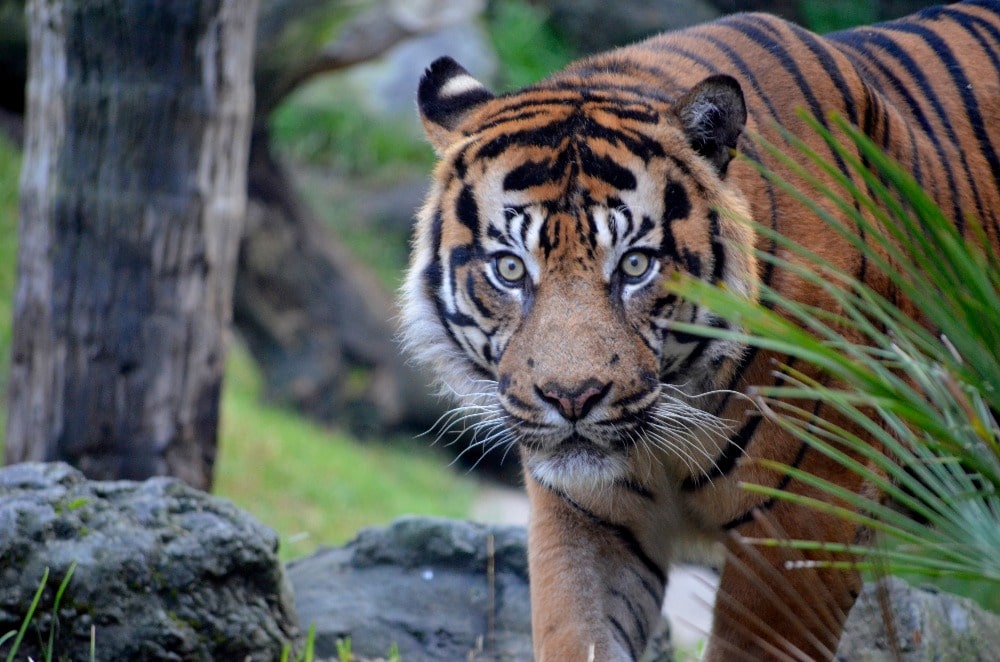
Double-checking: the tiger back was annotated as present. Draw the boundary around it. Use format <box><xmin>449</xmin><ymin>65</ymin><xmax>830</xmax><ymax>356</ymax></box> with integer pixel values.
<box><xmin>401</xmin><ymin>2</ymin><xmax>1000</xmax><ymax>659</ymax></box>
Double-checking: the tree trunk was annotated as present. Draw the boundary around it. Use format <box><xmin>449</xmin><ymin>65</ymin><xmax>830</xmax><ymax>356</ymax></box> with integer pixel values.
<box><xmin>5</xmin><ymin>0</ymin><xmax>258</xmax><ymax>490</ymax></box>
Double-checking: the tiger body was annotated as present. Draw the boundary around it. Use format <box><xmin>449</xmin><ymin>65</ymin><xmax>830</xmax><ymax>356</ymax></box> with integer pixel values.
<box><xmin>401</xmin><ymin>2</ymin><xmax>1000</xmax><ymax>659</ymax></box>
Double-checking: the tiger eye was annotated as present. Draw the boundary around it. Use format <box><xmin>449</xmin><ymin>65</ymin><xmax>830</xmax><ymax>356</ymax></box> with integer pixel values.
<box><xmin>619</xmin><ymin>250</ymin><xmax>651</xmax><ymax>280</ymax></box>
<box><xmin>495</xmin><ymin>253</ymin><xmax>526</xmax><ymax>284</ymax></box>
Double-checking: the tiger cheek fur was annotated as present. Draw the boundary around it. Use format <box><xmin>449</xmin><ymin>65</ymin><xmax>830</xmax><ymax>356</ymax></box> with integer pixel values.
<box><xmin>401</xmin><ymin>3</ymin><xmax>1000</xmax><ymax>660</ymax></box>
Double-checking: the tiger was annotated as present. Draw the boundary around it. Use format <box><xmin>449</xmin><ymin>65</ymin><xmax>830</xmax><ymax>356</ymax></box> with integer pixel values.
<box><xmin>400</xmin><ymin>2</ymin><xmax>1000</xmax><ymax>659</ymax></box>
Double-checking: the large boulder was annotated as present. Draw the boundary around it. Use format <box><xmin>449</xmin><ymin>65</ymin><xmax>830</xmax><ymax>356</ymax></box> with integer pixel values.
<box><xmin>287</xmin><ymin>516</ymin><xmax>673</xmax><ymax>661</ymax></box>
<box><xmin>0</xmin><ymin>462</ymin><xmax>299</xmax><ymax>661</ymax></box>
<box><xmin>838</xmin><ymin>576</ymin><xmax>1000</xmax><ymax>661</ymax></box>
<box><xmin>288</xmin><ymin>517</ymin><xmax>533</xmax><ymax>661</ymax></box>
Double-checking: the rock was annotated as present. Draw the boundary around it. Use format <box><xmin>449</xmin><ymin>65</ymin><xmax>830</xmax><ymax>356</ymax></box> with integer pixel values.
<box><xmin>0</xmin><ymin>462</ymin><xmax>299</xmax><ymax>661</ymax></box>
<box><xmin>288</xmin><ymin>517</ymin><xmax>532</xmax><ymax>661</ymax></box>
<box><xmin>838</xmin><ymin>576</ymin><xmax>1000</xmax><ymax>661</ymax></box>
<box><xmin>288</xmin><ymin>516</ymin><xmax>673</xmax><ymax>661</ymax></box>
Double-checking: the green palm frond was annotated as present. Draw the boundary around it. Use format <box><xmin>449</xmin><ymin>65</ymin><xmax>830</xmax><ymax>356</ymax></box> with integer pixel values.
<box><xmin>665</xmin><ymin>111</ymin><xmax>1000</xmax><ymax>598</ymax></box>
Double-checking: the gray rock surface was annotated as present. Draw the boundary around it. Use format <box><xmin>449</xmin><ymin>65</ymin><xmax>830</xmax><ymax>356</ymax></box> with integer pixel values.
<box><xmin>288</xmin><ymin>517</ymin><xmax>532</xmax><ymax>661</ymax></box>
<box><xmin>288</xmin><ymin>516</ymin><xmax>673</xmax><ymax>661</ymax></box>
<box><xmin>0</xmin><ymin>462</ymin><xmax>298</xmax><ymax>661</ymax></box>
<box><xmin>838</xmin><ymin>576</ymin><xmax>1000</xmax><ymax>661</ymax></box>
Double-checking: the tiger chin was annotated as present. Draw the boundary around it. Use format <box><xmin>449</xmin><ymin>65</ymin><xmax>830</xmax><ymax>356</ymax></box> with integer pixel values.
<box><xmin>400</xmin><ymin>2</ymin><xmax>1000</xmax><ymax>660</ymax></box>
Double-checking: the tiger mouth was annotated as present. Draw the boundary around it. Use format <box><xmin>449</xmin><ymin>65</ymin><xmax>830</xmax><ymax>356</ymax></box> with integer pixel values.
<box><xmin>518</xmin><ymin>431</ymin><xmax>623</xmax><ymax>458</ymax></box>
<box><xmin>508</xmin><ymin>408</ymin><xmax>651</xmax><ymax>452</ymax></box>
<box><xmin>521</xmin><ymin>432</ymin><xmax>633</xmax><ymax>489</ymax></box>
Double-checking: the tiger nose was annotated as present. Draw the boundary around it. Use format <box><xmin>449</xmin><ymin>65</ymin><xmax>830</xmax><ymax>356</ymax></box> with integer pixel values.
<box><xmin>536</xmin><ymin>379</ymin><xmax>610</xmax><ymax>421</ymax></box>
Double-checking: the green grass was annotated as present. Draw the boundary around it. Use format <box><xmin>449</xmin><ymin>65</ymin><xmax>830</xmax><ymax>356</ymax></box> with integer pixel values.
<box><xmin>215</xmin><ymin>344</ymin><xmax>477</xmax><ymax>560</ymax></box>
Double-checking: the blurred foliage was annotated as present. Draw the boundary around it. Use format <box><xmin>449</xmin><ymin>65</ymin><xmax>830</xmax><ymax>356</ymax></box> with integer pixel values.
<box><xmin>485</xmin><ymin>0</ymin><xmax>576</xmax><ymax>90</ymax></box>
<box><xmin>801</xmin><ymin>0</ymin><xmax>878</xmax><ymax>32</ymax></box>
<box><xmin>269</xmin><ymin>0</ymin><xmax>578</xmax><ymax>173</ymax></box>
<box><xmin>270</xmin><ymin>77</ymin><xmax>436</xmax><ymax>176</ymax></box>
<box><xmin>293</xmin><ymin>167</ymin><xmax>412</xmax><ymax>290</ymax></box>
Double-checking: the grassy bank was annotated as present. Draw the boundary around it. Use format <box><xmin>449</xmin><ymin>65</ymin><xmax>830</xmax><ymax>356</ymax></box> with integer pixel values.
<box><xmin>216</xmin><ymin>345</ymin><xmax>476</xmax><ymax>560</ymax></box>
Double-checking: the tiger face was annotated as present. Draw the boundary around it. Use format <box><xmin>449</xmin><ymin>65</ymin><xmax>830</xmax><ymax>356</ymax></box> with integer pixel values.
<box><xmin>402</xmin><ymin>58</ymin><xmax>758</xmax><ymax>496</ymax></box>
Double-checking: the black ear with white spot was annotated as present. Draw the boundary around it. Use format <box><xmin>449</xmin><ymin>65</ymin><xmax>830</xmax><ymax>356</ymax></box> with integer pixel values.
<box><xmin>675</xmin><ymin>75</ymin><xmax>747</xmax><ymax>175</ymax></box>
<box><xmin>418</xmin><ymin>57</ymin><xmax>495</xmax><ymax>154</ymax></box>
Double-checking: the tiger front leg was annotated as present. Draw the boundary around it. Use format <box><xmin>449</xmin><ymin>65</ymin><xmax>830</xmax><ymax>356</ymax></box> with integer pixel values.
<box><xmin>525</xmin><ymin>475</ymin><xmax>669</xmax><ymax>662</ymax></box>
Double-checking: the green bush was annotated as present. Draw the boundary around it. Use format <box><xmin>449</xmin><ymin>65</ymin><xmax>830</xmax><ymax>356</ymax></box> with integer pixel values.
<box><xmin>486</xmin><ymin>0</ymin><xmax>576</xmax><ymax>91</ymax></box>
<box><xmin>271</xmin><ymin>80</ymin><xmax>435</xmax><ymax>176</ymax></box>
<box><xmin>802</xmin><ymin>0</ymin><xmax>878</xmax><ymax>33</ymax></box>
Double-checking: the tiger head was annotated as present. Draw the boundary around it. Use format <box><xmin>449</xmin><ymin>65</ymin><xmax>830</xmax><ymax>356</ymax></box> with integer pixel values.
<box><xmin>401</xmin><ymin>57</ymin><xmax>759</xmax><ymax>494</ymax></box>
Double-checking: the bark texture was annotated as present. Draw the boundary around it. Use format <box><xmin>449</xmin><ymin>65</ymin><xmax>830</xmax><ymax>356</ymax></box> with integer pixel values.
<box><xmin>6</xmin><ymin>0</ymin><xmax>258</xmax><ymax>490</ymax></box>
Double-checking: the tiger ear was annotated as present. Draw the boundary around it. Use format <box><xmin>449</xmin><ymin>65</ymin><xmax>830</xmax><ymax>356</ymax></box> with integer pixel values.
<box><xmin>675</xmin><ymin>75</ymin><xmax>747</xmax><ymax>175</ymax></box>
<box><xmin>418</xmin><ymin>57</ymin><xmax>495</xmax><ymax>154</ymax></box>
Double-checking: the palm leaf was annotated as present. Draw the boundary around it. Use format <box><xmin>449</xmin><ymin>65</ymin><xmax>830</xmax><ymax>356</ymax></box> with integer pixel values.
<box><xmin>665</xmin><ymin>110</ymin><xmax>1000</xmax><ymax>599</ymax></box>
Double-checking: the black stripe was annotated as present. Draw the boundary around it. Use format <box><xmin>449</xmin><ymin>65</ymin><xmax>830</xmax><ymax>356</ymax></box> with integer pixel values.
<box><xmin>663</xmin><ymin>181</ymin><xmax>691</xmax><ymax>224</ymax></box>
<box><xmin>608</xmin><ymin>615</ymin><xmax>640</xmax><ymax>661</ymax></box>
<box><xmin>636</xmin><ymin>214</ymin><xmax>655</xmax><ymax>239</ymax></box>
<box><xmin>829</xmin><ymin>33</ymin><xmax>967</xmax><ymax>226</ymax></box>
<box><xmin>708</xmin><ymin>210</ymin><xmax>726</xmax><ymax>284</ymax></box>
<box><xmin>628</xmin><ymin>565</ymin><xmax>666</xmax><ymax>608</ymax></box>
<box><xmin>662</xmin><ymin>315</ymin><xmax>728</xmax><ymax>384</ymax></box>
<box><xmin>722</xmin><ymin>506</ymin><xmax>759</xmax><ymax>531</ymax></box>
<box><xmin>503</xmin><ymin>156</ymin><xmax>565</xmax><ymax>192</ymax></box>
<box><xmin>722</xmin><ymin>394</ymin><xmax>822</xmax><ymax>529</ymax></box>
<box><xmin>650</xmin><ymin>294</ymin><xmax>677</xmax><ymax>318</ymax></box>
<box><xmin>610</xmin><ymin>589</ymin><xmax>648</xmax><ymax>650</ymax></box>
<box><xmin>579</xmin><ymin>143</ymin><xmax>638</xmax><ymax>190</ymax></box>
<box><xmin>615</xmin><ymin>477</ymin><xmax>655</xmax><ymax>500</ymax></box>
<box><xmin>555</xmin><ymin>489</ymin><xmax>667</xmax><ymax>586</ymax></box>
<box><xmin>455</xmin><ymin>185</ymin><xmax>480</xmax><ymax>235</ymax></box>
<box><xmin>464</xmin><ymin>271</ymin><xmax>493</xmax><ymax>319</ymax></box>
<box><xmin>681</xmin><ymin>414</ymin><xmax>763</xmax><ymax>491</ymax></box>
<box><xmin>889</xmin><ymin>20</ymin><xmax>999</xmax><ymax>230</ymax></box>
